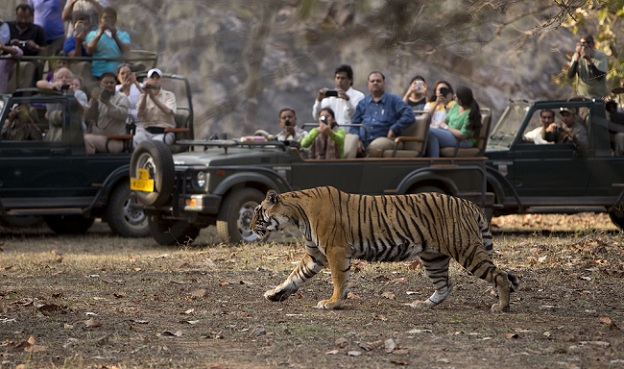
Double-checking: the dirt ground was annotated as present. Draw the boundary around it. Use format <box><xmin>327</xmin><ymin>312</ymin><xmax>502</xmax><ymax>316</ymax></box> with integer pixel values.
<box><xmin>1</xmin><ymin>214</ymin><xmax>623</xmax><ymax>369</ymax></box>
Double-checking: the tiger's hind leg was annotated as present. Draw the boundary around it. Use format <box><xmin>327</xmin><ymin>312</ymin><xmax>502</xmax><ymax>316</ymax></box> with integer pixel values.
<box><xmin>406</xmin><ymin>252</ymin><xmax>452</xmax><ymax>310</ymax></box>
<box><xmin>460</xmin><ymin>245</ymin><xmax>516</xmax><ymax>313</ymax></box>
<box><xmin>264</xmin><ymin>251</ymin><xmax>327</xmax><ymax>302</ymax></box>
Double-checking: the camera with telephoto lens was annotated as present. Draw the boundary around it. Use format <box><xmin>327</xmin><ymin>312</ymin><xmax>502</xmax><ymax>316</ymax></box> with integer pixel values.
<box><xmin>284</xmin><ymin>119</ymin><xmax>291</xmax><ymax>127</ymax></box>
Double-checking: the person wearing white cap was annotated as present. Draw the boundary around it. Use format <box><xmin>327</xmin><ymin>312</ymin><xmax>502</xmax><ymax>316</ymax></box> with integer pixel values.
<box><xmin>134</xmin><ymin>68</ymin><xmax>177</xmax><ymax>146</ymax></box>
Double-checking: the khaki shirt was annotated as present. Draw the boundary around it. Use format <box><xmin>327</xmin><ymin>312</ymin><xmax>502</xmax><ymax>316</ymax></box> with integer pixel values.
<box><xmin>138</xmin><ymin>89</ymin><xmax>177</xmax><ymax>129</ymax></box>
<box><xmin>86</xmin><ymin>92</ymin><xmax>130</xmax><ymax>135</ymax></box>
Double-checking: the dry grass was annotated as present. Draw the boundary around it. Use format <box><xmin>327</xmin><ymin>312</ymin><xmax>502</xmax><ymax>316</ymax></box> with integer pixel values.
<box><xmin>1</xmin><ymin>214</ymin><xmax>623</xmax><ymax>369</ymax></box>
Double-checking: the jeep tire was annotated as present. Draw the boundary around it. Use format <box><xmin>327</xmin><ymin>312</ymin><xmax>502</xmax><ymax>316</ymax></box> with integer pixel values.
<box><xmin>130</xmin><ymin>140</ymin><xmax>174</xmax><ymax>207</ymax></box>
<box><xmin>106</xmin><ymin>183</ymin><xmax>149</xmax><ymax>237</ymax></box>
<box><xmin>216</xmin><ymin>188</ymin><xmax>265</xmax><ymax>243</ymax></box>
<box><xmin>147</xmin><ymin>212</ymin><xmax>201</xmax><ymax>246</ymax></box>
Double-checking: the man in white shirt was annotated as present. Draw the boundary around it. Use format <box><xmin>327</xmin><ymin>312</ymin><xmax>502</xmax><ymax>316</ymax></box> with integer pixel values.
<box><xmin>524</xmin><ymin>109</ymin><xmax>555</xmax><ymax>145</ymax></box>
<box><xmin>312</xmin><ymin>64</ymin><xmax>365</xmax><ymax>125</ymax></box>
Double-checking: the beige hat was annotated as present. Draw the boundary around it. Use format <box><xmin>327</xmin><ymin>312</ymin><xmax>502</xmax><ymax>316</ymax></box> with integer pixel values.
<box><xmin>559</xmin><ymin>107</ymin><xmax>576</xmax><ymax>115</ymax></box>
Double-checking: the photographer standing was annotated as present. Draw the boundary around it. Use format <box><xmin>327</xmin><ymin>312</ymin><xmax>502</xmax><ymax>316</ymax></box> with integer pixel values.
<box><xmin>83</xmin><ymin>72</ymin><xmax>130</xmax><ymax>154</ymax></box>
<box><xmin>134</xmin><ymin>68</ymin><xmax>177</xmax><ymax>146</ymax></box>
<box><xmin>312</xmin><ymin>64</ymin><xmax>365</xmax><ymax>125</ymax></box>
<box><xmin>567</xmin><ymin>35</ymin><xmax>609</xmax><ymax>98</ymax></box>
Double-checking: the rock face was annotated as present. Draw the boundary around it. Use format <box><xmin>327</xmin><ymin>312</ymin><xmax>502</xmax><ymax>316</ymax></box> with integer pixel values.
<box><xmin>3</xmin><ymin>0</ymin><xmax>587</xmax><ymax>139</ymax></box>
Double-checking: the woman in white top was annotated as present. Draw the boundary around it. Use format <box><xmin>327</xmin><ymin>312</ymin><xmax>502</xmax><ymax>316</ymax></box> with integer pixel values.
<box><xmin>116</xmin><ymin>64</ymin><xmax>143</xmax><ymax>123</ymax></box>
<box><xmin>424</xmin><ymin>80</ymin><xmax>455</xmax><ymax>127</ymax></box>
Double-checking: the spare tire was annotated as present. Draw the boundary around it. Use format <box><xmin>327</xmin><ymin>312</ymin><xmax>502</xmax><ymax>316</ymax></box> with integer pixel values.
<box><xmin>130</xmin><ymin>140</ymin><xmax>174</xmax><ymax>207</ymax></box>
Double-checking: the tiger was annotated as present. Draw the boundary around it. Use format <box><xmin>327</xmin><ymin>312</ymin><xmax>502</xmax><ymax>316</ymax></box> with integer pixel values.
<box><xmin>252</xmin><ymin>186</ymin><xmax>520</xmax><ymax>312</ymax></box>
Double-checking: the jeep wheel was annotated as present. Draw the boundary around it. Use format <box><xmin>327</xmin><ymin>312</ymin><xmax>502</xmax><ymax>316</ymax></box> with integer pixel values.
<box><xmin>130</xmin><ymin>140</ymin><xmax>174</xmax><ymax>207</ymax></box>
<box><xmin>106</xmin><ymin>184</ymin><xmax>149</xmax><ymax>237</ymax></box>
<box><xmin>216</xmin><ymin>188</ymin><xmax>265</xmax><ymax>243</ymax></box>
<box><xmin>44</xmin><ymin>215</ymin><xmax>95</xmax><ymax>234</ymax></box>
<box><xmin>148</xmin><ymin>213</ymin><xmax>200</xmax><ymax>246</ymax></box>
<box><xmin>608</xmin><ymin>203</ymin><xmax>624</xmax><ymax>230</ymax></box>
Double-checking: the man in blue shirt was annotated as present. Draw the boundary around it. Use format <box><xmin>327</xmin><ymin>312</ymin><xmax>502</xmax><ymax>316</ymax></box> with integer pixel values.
<box><xmin>350</xmin><ymin>71</ymin><xmax>415</xmax><ymax>157</ymax></box>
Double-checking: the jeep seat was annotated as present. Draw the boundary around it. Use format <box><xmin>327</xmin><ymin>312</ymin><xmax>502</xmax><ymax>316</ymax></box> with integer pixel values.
<box><xmin>382</xmin><ymin>113</ymin><xmax>430</xmax><ymax>158</ymax></box>
<box><xmin>440</xmin><ymin>108</ymin><xmax>491</xmax><ymax>157</ymax></box>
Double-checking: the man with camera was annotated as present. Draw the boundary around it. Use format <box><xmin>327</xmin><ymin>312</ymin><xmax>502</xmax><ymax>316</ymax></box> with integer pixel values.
<box><xmin>254</xmin><ymin>108</ymin><xmax>307</xmax><ymax>142</ymax></box>
<box><xmin>35</xmin><ymin>67</ymin><xmax>76</xmax><ymax>141</ymax></box>
<box><xmin>544</xmin><ymin>107</ymin><xmax>589</xmax><ymax>155</ymax></box>
<box><xmin>83</xmin><ymin>71</ymin><xmax>130</xmax><ymax>154</ymax></box>
<box><xmin>312</xmin><ymin>64</ymin><xmax>365</xmax><ymax>125</ymax></box>
<box><xmin>567</xmin><ymin>35</ymin><xmax>609</xmax><ymax>99</ymax></box>
<box><xmin>134</xmin><ymin>68</ymin><xmax>177</xmax><ymax>147</ymax></box>
<box><xmin>7</xmin><ymin>4</ymin><xmax>47</xmax><ymax>87</ymax></box>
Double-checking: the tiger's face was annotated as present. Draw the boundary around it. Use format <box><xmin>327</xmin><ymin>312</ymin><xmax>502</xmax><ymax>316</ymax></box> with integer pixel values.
<box><xmin>251</xmin><ymin>190</ymin><xmax>290</xmax><ymax>239</ymax></box>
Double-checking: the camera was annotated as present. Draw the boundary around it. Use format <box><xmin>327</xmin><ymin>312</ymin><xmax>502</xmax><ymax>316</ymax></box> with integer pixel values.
<box><xmin>284</xmin><ymin>119</ymin><xmax>291</xmax><ymax>127</ymax></box>
<box><xmin>18</xmin><ymin>40</ymin><xmax>27</xmax><ymax>48</ymax></box>
<box><xmin>439</xmin><ymin>87</ymin><xmax>450</xmax><ymax>96</ymax></box>
<box><xmin>416</xmin><ymin>80</ymin><xmax>423</xmax><ymax>90</ymax></box>
<box><xmin>60</xmin><ymin>84</ymin><xmax>70</xmax><ymax>92</ymax></box>
<box><xmin>320</xmin><ymin>116</ymin><xmax>328</xmax><ymax>124</ymax></box>
<box><xmin>325</xmin><ymin>90</ymin><xmax>338</xmax><ymax>97</ymax></box>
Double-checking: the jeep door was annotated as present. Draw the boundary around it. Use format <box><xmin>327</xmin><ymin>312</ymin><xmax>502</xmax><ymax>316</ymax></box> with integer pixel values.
<box><xmin>0</xmin><ymin>95</ymin><xmax>89</xmax><ymax>210</ymax></box>
<box><xmin>495</xmin><ymin>104</ymin><xmax>591</xmax><ymax>199</ymax></box>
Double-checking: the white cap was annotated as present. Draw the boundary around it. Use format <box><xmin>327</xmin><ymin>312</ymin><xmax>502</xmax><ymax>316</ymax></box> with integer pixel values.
<box><xmin>147</xmin><ymin>68</ymin><xmax>162</xmax><ymax>78</ymax></box>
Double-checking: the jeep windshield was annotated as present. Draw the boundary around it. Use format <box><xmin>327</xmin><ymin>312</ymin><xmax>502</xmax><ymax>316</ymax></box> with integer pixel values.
<box><xmin>487</xmin><ymin>100</ymin><xmax>531</xmax><ymax>150</ymax></box>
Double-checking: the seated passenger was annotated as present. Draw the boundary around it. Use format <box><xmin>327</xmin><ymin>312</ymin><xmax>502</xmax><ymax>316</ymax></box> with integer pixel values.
<box><xmin>350</xmin><ymin>71</ymin><xmax>415</xmax><ymax>157</ymax></box>
<box><xmin>255</xmin><ymin>108</ymin><xmax>307</xmax><ymax>142</ymax></box>
<box><xmin>524</xmin><ymin>109</ymin><xmax>555</xmax><ymax>144</ymax></box>
<box><xmin>544</xmin><ymin>107</ymin><xmax>589</xmax><ymax>154</ymax></box>
<box><xmin>300</xmin><ymin>107</ymin><xmax>345</xmax><ymax>159</ymax></box>
<box><xmin>83</xmin><ymin>72</ymin><xmax>130</xmax><ymax>154</ymax></box>
<box><xmin>425</xmin><ymin>85</ymin><xmax>481</xmax><ymax>157</ymax></box>
<box><xmin>402</xmin><ymin>75</ymin><xmax>428</xmax><ymax>112</ymax></box>
<box><xmin>116</xmin><ymin>63</ymin><xmax>143</xmax><ymax>124</ymax></box>
<box><xmin>424</xmin><ymin>80</ymin><xmax>455</xmax><ymax>127</ymax></box>
<box><xmin>84</xmin><ymin>6</ymin><xmax>130</xmax><ymax>79</ymax></box>
<box><xmin>36</xmin><ymin>66</ymin><xmax>74</xmax><ymax>141</ymax></box>
<box><xmin>134</xmin><ymin>68</ymin><xmax>177</xmax><ymax>146</ymax></box>
<box><xmin>1</xmin><ymin>103</ymin><xmax>42</xmax><ymax>141</ymax></box>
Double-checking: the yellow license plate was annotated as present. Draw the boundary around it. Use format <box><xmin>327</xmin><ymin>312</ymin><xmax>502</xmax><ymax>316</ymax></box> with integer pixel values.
<box><xmin>130</xmin><ymin>168</ymin><xmax>154</xmax><ymax>192</ymax></box>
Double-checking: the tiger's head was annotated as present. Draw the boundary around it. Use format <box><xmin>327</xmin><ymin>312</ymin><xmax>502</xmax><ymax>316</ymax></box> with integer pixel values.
<box><xmin>251</xmin><ymin>190</ymin><xmax>291</xmax><ymax>240</ymax></box>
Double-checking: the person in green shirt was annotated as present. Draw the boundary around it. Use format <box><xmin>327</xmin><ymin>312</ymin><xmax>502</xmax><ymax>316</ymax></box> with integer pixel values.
<box><xmin>301</xmin><ymin>107</ymin><xmax>346</xmax><ymax>159</ymax></box>
<box><xmin>425</xmin><ymin>85</ymin><xmax>481</xmax><ymax>157</ymax></box>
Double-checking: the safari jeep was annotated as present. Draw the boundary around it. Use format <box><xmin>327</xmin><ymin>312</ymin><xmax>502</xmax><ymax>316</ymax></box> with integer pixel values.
<box><xmin>0</xmin><ymin>89</ymin><xmax>146</xmax><ymax>236</ymax></box>
<box><xmin>485</xmin><ymin>98</ymin><xmax>624</xmax><ymax>229</ymax></box>
<box><xmin>130</xmin><ymin>114</ymin><xmax>494</xmax><ymax>246</ymax></box>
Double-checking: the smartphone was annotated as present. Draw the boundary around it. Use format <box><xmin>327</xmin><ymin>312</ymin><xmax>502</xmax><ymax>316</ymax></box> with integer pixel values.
<box><xmin>325</xmin><ymin>90</ymin><xmax>338</xmax><ymax>97</ymax></box>
<box><xmin>416</xmin><ymin>80</ymin><xmax>423</xmax><ymax>90</ymax></box>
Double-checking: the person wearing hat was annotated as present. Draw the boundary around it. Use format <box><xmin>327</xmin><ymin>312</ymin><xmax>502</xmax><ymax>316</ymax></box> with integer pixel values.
<box><xmin>567</xmin><ymin>35</ymin><xmax>609</xmax><ymax>99</ymax></box>
<box><xmin>134</xmin><ymin>68</ymin><xmax>177</xmax><ymax>146</ymax></box>
<box><xmin>544</xmin><ymin>106</ymin><xmax>589</xmax><ymax>154</ymax></box>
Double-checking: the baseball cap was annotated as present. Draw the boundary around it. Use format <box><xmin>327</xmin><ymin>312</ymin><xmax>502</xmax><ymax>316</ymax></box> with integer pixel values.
<box><xmin>147</xmin><ymin>68</ymin><xmax>162</xmax><ymax>78</ymax></box>
<box><xmin>559</xmin><ymin>107</ymin><xmax>575</xmax><ymax>115</ymax></box>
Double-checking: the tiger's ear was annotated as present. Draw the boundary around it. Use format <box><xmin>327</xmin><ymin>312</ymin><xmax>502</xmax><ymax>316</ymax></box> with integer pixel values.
<box><xmin>266</xmin><ymin>190</ymin><xmax>280</xmax><ymax>205</ymax></box>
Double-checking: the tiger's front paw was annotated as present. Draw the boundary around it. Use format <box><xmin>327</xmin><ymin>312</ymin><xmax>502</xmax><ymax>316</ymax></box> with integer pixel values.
<box><xmin>490</xmin><ymin>302</ymin><xmax>509</xmax><ymax>313</ymax></box>
<box><xmin>315</xmin><ymin>299</ymin><xmax>342</xmax><ymax>310</ymax></box>
<box><xmin>405</xmin><ymin>299</ymin><xmax>436</xmax><ymax>310</ymax></box>
<box><xmin>264</xmin><ymin>288</ymin><xmax>291</xmax><ymax>302</ymax></box>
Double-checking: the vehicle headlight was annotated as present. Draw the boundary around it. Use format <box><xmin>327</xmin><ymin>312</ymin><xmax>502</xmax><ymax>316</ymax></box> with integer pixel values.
<box><xmin>195</xmin><ymin>171</ymin><xmax>207</xmax><ymax>189</ymax></box>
